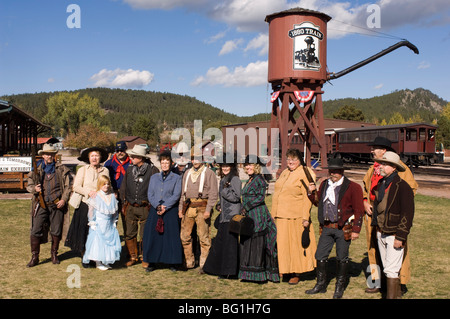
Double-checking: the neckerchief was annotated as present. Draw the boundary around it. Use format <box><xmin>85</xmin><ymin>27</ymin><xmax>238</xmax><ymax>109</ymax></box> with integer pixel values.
<box><xmin>377</xmin><ymin>171</ymin><xmax>398</xmax><ymax>202</ymax></box>
<box><xmin>38</xmin><ymin>159</ymin><xmax>55</xmax><ymax>174</ymax></box>
<box><xmin>112</xmin><ymin>154</ymin><xmax>130</xmax><ymax>180</ymax></box>
<box><xmin>369</xmin><ymin>162</ymin><xmax>383</xmax><ymax>201</ymax></box>
<box><xmin>190</xmin><ymin>164</ymin><xmax>205</xmax><ymax>183</ymax></box>
<box><xmin>324</xmin><ymin>176</ymin><xmax>344</xmax><ymax>205</ymax></box>
<box><xmin>132</xmin><ymin>162</ymin><xmax>148</xmax><ymax>183</ymax></box>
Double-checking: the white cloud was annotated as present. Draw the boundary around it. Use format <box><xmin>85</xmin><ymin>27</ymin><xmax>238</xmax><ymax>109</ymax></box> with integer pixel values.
<box><xmin>123</xmin><ymin>0</ymin><xmax>207</xmax><ymax>10</ymax></box>
<box><xmin>47</xmin><ymin>78</ymin><xmax>55</xmax><ymax>83</ymax></box>
<box><xmin>374</xmin><ymin>83</ymin><xmax>384</xmax><ymax>90</ymax></box>
<box><xmin>244</xmin><ymin>33</ymin><xmax>268</xmax><ymax>56</ymax></box>
<box><xmin>417</xmin><ymin>61</ymin><xmax>431</xmax><ymax>70</ymax></box>
<box><xmin>90</xmin><ymin>68</ymin><xmax>154</xmax><ymax>88</ymax></box>
<box><xmin>206</xmin><ymin>30</ymin><xmax>227</xmax><ymax>44</ymax></box>
<box><xmin>123</xmin><ymin>0</ymin><xmax>450</xmax><ymax>38</ymax></box>
<box><xmin>191</xmin><ymin>60</ymin><xmax>268</xmax><ymax>87</ymax></box>
<box><xmin>219</xmin><ymin>38</ymin><xmax>244</xmax><ymax>56</ymax></box>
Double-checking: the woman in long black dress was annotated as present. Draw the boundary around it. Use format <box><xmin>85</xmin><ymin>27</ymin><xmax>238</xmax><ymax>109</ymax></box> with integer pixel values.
<box><xmin>203</xmin><ymin>155</ymin><xmax>241</xmax><ymax>279</ymax></box>
<box><xmin>238</xmin><ymin>155</ymin><xmax>279</xmax><ymax>283</ymax></box>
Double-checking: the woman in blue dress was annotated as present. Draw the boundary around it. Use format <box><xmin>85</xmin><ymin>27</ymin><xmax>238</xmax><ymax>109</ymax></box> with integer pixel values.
<box><xmin>83</xmin><ymin>175</ymin><xmax>121</xmax><ymax>270</ymax></box>
<box><xmin>143</xmin><ymin>151</ymin><xmax>182</xmax><ymax>272</ymax></box>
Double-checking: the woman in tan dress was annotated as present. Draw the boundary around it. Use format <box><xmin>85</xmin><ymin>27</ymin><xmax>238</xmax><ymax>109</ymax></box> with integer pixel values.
<box><xmin>271</xmin><ymin>149</ymin><xmax>317</xmax><ymax>285</ymax></box>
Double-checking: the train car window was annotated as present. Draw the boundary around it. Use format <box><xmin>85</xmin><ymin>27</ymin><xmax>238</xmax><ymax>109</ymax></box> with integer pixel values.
<box><xmin>406</xmin><ymin>129</ymin><xmax>417</xmax><ymax>141</ymax></box>
<box><xmin>386</xmin><ymin>129</ymin><xmax>398</xmax><ymax>142</ymax></box>
<box><xmin>419</xmin><ymin>128</ymin><xmax>426</xmax><ymax>141</ymax></box>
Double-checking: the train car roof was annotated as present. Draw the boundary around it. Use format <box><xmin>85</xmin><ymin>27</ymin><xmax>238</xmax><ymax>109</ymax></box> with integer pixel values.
<box><xmin>334</xmin><ymin>122</ymin><xmax>437</xmax><ymax>133</ymax></box>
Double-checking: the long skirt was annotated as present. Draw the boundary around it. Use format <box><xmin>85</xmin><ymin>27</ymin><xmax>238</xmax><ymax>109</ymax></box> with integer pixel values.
<box><xmin>275</xmin><ymin>217</ymin><xmax>317</xmax><ymax>275</ymax></box>
<box><xmin>203</xmin><ymin>222</ymin><xmax>239</xmax><ymax>276</ymax></box>
<box><xmin>64</xmin><ymin>201</ymin><xmax>89</xmax><ymax>255</ymax></box>
<box><xmin>82</xmin><ymin>213</ymin><xmax>121</xmax><ymax>265</ymax></box>
<box><xmin>142</xmin><ymin>206</ymin><xmax>183</xmax><ymax>265</ymax></box>
<box><xmin>239</xmin><ymin>229</ymin><xmax>280</xmax><ymax>282</ymax></box>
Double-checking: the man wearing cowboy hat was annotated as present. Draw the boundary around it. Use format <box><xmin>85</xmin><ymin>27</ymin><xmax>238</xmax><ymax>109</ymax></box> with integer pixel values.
<box><xmin>178</xmin><ymin>146</ymin><xmax>218</xmax><ymax>273</ymax></box>
<box><xmin>305</xmin><ymin>157</ymin><xmax>364</xmax><ymax>299</ymax></box>
<box><xmin>371</xmin><ymin>151</ymin><xmax>415</xmax><ymax>299</ymax></box>
<box><xmin>120</xmin><ymin>144</ymin><xmax>159</xmax><ymax>267</ymax></box>
<box><xmin>26</xmin><ymin>144</ymin><xmax>73</xmax><ymax>267</ymax></box>
<box><xmin>362</xmin><ymin>136</ymin><xmax>417</xmax><ymax>295</ymax></box>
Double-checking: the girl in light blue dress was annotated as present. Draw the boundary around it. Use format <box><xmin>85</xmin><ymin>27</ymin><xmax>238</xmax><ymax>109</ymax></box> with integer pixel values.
<box><xmin>82</xmin><ymin>175</ymin><xmax>121</xmax><ymax>270</ymax></box>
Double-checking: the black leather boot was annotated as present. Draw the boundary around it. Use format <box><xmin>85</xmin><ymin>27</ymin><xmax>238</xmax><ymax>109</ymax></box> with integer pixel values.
<box><xmin>27</xmin><ymin>235</ymin><xmax>41</xmax><ymax>267</ymax></box>
<box><xmin>305</xmin><ymin>260</ymin><xmax>328</xmax><ymax>294</ymax></box>
<box><xmin>333</xmin><ymin>260</ymin><xmax>349</xmax><ymax>299</ymax></box>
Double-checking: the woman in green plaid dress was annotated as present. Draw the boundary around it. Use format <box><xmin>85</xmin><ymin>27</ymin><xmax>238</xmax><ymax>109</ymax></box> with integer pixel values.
<box><xmin>238</xmin><ymin>156</ymin><xmax>279</xmax><ymax>283</ymax></box>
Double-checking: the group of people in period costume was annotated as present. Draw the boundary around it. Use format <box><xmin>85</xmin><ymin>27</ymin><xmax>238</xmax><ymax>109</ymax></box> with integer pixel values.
<box><xmin>25</xmin><ymin>135</ymin><xmax>416</xmax><ymax>299</ymax></box>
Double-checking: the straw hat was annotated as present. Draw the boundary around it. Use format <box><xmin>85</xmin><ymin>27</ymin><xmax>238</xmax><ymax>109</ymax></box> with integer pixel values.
<box><xmin>374</xmin><ymin>151</ymin><xmax>406</xmax><ymax>172</ymax></box>
<box><xmin>126</xmin><ymin>144</ymin><xmax>152</xmax><ymax>159</ymax></box>
<box><xmin>38</xmin><ymin>144</ymin><xmax>58</xmax><ymax>155</ymax></box>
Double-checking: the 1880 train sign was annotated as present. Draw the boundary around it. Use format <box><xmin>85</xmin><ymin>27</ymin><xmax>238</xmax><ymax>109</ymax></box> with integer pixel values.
<box><xmin>289</xmin><ymin>22</ymin><xmax>324</xmax><ymax>71</ymax></box>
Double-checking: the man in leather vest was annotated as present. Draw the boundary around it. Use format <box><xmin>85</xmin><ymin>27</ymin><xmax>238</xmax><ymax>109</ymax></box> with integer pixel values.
<box><xmin>26</xmin><ymin>144</ymin><xmax>73</xmax><ymax>267</ymax></box>
<box><xmin>178</xmin><ymin>149</ymin><xmax>218</xmax><ymax>273</ymax></box>
<box><xmin>305</xmin><ymin>158</ymin><xmax>364</xmax><ymax>299</ymax></box>
<box><xmin>120</xmin><ymin>145</ymin><xmax>159</xmax><ymax>267</ymax></box>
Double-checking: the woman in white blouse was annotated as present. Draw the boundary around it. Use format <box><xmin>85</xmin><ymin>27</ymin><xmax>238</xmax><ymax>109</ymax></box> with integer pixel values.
<box><xmin>65</xmin><ymin>147</ymin><xmax>109</xmax><ymax>267</ymax></box>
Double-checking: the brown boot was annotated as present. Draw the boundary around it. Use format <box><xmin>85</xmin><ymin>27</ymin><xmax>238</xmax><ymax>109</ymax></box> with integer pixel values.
<box><xmin>386</xmin><ymin>277</ymin><xmax>401</xmax><ymax>299</ymax></box>
<box><xmin>27</xmin><ymin>235</ymin><xmax>41</xmax><ymax>267</ymax></box>
<box><xmin>125</xmin><ymin>238</ymin><xmax>138</xmax><ymax>267</ymax></box>
<box><xmin>51</xmin><ymin>235</ymin><xmax>61</xmax><ymax>264</ymax></box>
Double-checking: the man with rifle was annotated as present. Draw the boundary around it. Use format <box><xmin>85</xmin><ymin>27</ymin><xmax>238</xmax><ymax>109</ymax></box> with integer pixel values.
<box><xmin>26</xmin><ymin>144</ymin><xmax>73</xmax><ymax>267</ymax></box>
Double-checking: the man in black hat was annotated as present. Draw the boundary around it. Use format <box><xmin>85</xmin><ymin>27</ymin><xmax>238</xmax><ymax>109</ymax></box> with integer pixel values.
<box><xmin>305</xmin><ymin>158</ymin><xmax>364</xmax><ymax>299</ymax></box>
<box><xmin>362</xmin><ymin>136</ymin><xmax>417</xmax><ymax>295</ymax></box>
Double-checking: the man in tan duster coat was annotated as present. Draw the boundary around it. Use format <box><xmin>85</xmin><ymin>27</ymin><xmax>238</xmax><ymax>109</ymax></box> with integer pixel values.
<box><xmin>363</xmin><ymin>137</ymin><xmax>418</xmax><ymax>295</ymax></box>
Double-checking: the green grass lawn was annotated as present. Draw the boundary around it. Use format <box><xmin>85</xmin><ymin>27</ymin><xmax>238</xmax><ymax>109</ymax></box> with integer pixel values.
<box><xmin>0</xmin><ymin>194</ymin><xmax>449</xmax><ymax>299</ymax></box>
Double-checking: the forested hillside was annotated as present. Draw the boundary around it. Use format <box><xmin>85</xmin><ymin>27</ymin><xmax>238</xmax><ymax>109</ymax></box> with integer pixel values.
<box><xmin>1</xmin><ymin>87</ymin><xmax>446</xmax><ymax>138</ymax></box>
<box><xmin>1</xmin><ymin>88</ymin><xmax>270</xmax><ymax>138</ymax></box>
<box><xmin>322</xmin><ymin>88</ymin><xmax>446</xmax><ymax>123</ymax></box>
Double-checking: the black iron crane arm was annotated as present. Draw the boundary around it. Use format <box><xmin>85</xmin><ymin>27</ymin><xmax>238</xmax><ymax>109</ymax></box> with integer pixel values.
<box><xmin>327</xmin><ymin>40</ymin><xmax>419</xmax><ymax>80</ymax></box>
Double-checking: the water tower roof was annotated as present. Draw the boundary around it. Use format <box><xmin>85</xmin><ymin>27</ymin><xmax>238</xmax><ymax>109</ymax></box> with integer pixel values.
<box><xmin>265</xmin><ymin>7</ymin><xmax>332</xmax><ymax>23</ymax></box>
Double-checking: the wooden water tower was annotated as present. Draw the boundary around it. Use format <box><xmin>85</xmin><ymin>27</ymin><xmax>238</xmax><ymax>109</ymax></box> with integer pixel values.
<box><xmin>265</xmin><ymin>8</ymin><xmax>331</xmax><ymax>174</ymax></box>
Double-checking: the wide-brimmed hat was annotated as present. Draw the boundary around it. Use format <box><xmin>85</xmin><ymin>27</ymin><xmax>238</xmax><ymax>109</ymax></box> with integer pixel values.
<box><xmin>322</xmin><ymin>158</ymin><xmax>345</xmax><ymax>170</ymax></box>
<box><xmin>126</xmin><ymin>144</ymin><xmax>152</xmax><ymax>159</ymax></box>
<box><xmin>368</xmin><ymin>136</ymin><xmax>395</xmax><ymax>152</ymax></box>
<box><xmin>38</xmin><ymin>144</ymin><xmax>58</xmax><ymax>155</ymax></box>
<box><xmin>243</xmin><ymin>154</ymin><xmax>265</xmax><ymax>166</ymax></box>
<box><xmin>216</xmin><ymin>152</ymin><xmax>238</xmax><ymax>166</ymax></box>
<box><xmin>374</xmin><ymin>151</ymin><xmax>405</xmax><ymax>172</ymax></box>
<box><xmin>77</xmin><ymin>146</ymin><xmax>109</xmax><ymax>164</ymax></box>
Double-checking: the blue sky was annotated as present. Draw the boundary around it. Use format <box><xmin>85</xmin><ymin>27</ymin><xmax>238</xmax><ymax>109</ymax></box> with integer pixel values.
<box><xmin>1</xmin><ymin>0</ymin><xmax>449</xmax><ymax>117</ymax></box>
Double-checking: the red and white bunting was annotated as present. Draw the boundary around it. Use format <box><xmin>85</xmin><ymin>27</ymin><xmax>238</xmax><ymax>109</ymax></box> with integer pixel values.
<box><xmin>294</xmin><ymin>90</ymin><xmax>315</xmax><ymax>103</ymax></box>
<box><xmin>270</xmin><ymin>91</ymin><xmax>280</xmax><ymax>103</ymax></box>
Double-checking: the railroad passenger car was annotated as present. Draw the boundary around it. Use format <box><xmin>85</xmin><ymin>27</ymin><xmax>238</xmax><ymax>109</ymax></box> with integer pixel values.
<box><xmin>333</xmin><ymin>122</ymin><xmax>440</xmax><ymax>166</ymax></box>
